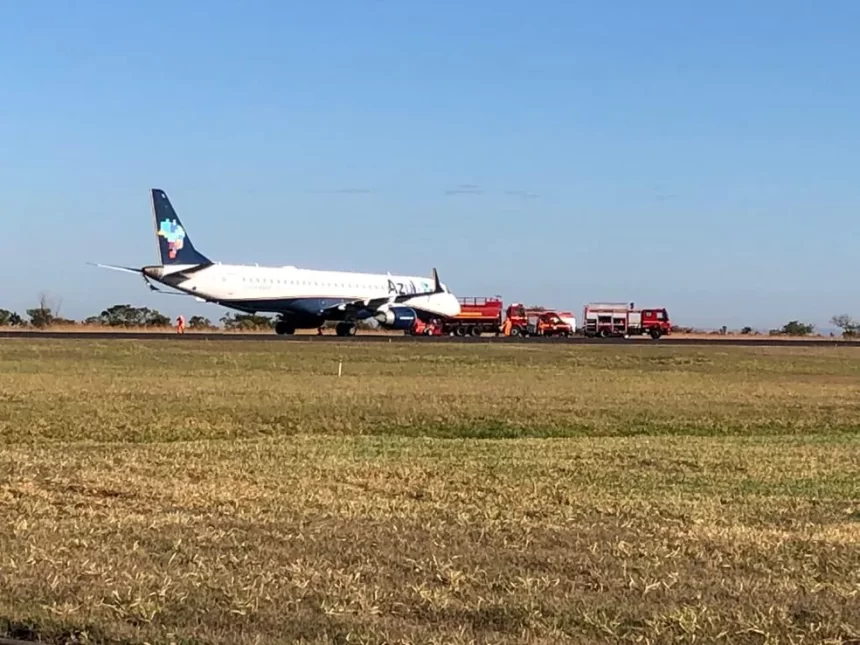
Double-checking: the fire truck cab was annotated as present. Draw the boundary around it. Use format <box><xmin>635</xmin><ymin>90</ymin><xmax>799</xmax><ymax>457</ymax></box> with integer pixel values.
<box><xmin>583</xmin><ymin>302</ymin><xmax>671</xmax><ymax>339</ymax></box>
<box><xmin>508</xmin><ymin>304</ymin><xmax>574</xmax><ymax>337</ymax></box>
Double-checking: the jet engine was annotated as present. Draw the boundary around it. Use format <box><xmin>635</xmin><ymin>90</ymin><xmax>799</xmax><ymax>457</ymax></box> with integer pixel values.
<box><xmin>375</xmin><ymin>306</ymin><xmax>418</xmax><ymax>330</ymax></box>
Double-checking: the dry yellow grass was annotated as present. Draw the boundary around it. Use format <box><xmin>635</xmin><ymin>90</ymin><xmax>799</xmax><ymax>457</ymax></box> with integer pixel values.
<box><xmin>4</xmin><ymin>324</ymin><xmax>855</xmax><ymax>341</ymax></box>
<box><xmin>0</xmin><ymin>340</ymin><xmax>858</xmax><ymax>644</ymax></box>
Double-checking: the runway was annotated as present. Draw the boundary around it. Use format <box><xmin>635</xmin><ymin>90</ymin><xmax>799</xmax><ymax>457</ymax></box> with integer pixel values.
<box><xmin>0</xmin><ymin>330</ymin><xmax>856</xmax><ymax>347</ymax></box>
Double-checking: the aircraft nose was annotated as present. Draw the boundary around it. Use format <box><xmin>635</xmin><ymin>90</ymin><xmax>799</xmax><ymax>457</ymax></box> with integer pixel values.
<box><xmin>448</xmin><ymin>294</ymin><xmax>461</xmax><ymax>316</ymax></box>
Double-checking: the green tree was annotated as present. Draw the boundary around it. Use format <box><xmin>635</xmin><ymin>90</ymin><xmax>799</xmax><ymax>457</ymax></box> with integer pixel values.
<box><xmin>27</xmin><ymin>292</ymin><xmax>65</xmax><ymax>328</ymax></box>
<box><xmin>188</xmin><ymin>315</ymin><xmax>215</xmax><ymax>330</ymax></box>
<box><xmin>778</xmin><ymin>320</ymin><xmax>815</xmax><ymax>336</ymax></box>
<box><xmin>220</xmin><ymin>313</ymin><xmax>275</xmax><ymax>330</ymax></box>
<box><xmin>0</xmin><ymin>310</ymin><xmax>24</xmax><ymax>327</ymax></box>
<box><xmin>830</xmin><ymin>314</ymin><xmax>858</xmax><ymax>338</ymax></box>
<box><xmin>94</xmin><ymin>304</ymin><xmax>171</xmax><ymax>327</ymax></box>
<box><xmin>27</xmin><ymin>293</ymin><xmax>55</xmax><ymax>329</ymax></box>
<box><xmin>27</xmin><ymin>306</ymin><xmax>53</xmax><ymax>328</ymax></box>
<box><xmin>147</xmin><ymin>311</ymin><xmax>172</xmax><ymax>328</ymax></box>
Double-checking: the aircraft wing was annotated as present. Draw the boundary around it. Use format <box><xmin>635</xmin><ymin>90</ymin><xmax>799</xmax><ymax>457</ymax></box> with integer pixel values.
<box><xmin>322</xmin><ymin>291</ymin><xmax>428</xmax><ymax>316</ymax></box>
<box><xmin>320</xmin><ymin>268</ymin><xmax>446</xmax><ymax>316</ymax></box>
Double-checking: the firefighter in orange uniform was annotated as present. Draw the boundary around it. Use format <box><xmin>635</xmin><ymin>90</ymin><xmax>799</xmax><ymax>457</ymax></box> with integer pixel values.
<box><xmin>176</xmin><ymin>315</ymin><xmax>186</xmax><ymax>334</ymax></box>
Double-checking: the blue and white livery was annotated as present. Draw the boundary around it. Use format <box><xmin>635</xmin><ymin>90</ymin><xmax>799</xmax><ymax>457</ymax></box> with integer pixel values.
<box><xmin>93</xmin><ymin>189</ymin><xmax>461</xmax><ymax>336</ymax></box>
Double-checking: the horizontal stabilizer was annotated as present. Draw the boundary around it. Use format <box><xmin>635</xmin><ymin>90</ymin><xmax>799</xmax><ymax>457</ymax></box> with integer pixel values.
<box><xmin>88</xmin><ymin>262</ymin><xmax>143</xmax><ymax>275</ymax></box>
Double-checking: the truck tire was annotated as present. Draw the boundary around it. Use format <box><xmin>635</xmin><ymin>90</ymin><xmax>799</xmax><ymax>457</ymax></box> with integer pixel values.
<box><xmin>455</xmin><ymin>326</ymin><xmax>467</xmax><ymax>337</ymax></box>
<box><xmin>650</xmin><ymin>328</ymin><xmax>662</xmax><ymax>340</ymax></box>
<box><xmin>470</xmin><ymin>327</ymin><xmax>482</xmax><ymax>337</ymax></box>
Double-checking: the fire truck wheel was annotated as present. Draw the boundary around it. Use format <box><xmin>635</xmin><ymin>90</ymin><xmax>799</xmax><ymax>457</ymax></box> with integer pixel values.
<box><xmin>509</xmin><ymin>327</ymin><xmax>520</xmax><ymax>337</ymax></box>
<box><xmin>650</xmin><ymin>328</ymin><xmax>663</xmax><ymax>340</ymax></box>
<box><xmin>470</xmin><ymin>327</ymin><xmax>482</xmax><ymax>337</ymax></box>
<box><xmin>455</xmin><ymin>326</ymin><xmax>467</xmax><ymax>337</ymax></box>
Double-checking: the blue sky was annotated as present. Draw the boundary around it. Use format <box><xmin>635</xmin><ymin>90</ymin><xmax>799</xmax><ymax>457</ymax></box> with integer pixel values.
<box><xmin>1</xmin><ymin>0</ymin><xmax>858</xmax><ymax>330</ymax></box>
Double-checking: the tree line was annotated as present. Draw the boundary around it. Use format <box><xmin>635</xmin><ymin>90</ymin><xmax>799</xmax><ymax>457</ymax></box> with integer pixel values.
<box><xmin>671</xmin><ymin>316</ymin><xmax>860</xmax><ymax>338</ymax></box>
<box><xmin>1</xmin><ymin>300</ymin><xmax>859</xmax><ymax>337</ymax></box>
<box><xmin>0</xmin><ymin>303</ymin><xmax>279</xmax><ymax>331</ymax></box>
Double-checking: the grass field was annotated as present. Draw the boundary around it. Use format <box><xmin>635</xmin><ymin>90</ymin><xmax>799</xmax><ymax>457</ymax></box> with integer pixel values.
<box><xmin>4</xmin><ymin>324</ymin><xmax>859</xmax><ymax>341</ymax></box>
<box><xmin>0</xmin><ymin>339</ymin><xmax>858</xmax><ymax>644</ymax></box>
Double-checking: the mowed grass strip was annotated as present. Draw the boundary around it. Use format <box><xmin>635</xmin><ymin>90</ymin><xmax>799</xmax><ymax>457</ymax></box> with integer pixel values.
<box><xmin>2</xmin><ymin>340</ymin><xmax>860</xmax><ymax>442</ymax></box>
<box><xmin>0</xmin><ymin>340</ymin><xmax>858</xmax><ymax>644</ymax></box>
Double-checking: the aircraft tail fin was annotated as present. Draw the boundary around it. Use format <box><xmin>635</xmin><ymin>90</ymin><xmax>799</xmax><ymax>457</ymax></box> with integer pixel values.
<box><xmin>151</xmin><ymin>189</ymin><xmax>211</xmax><ymax>265</ymax></box>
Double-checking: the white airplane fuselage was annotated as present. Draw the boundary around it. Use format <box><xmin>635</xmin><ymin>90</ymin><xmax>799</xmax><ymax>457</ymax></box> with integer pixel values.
<box><xmin>147</xmin><ymin>262</ymin><xmax>461</xmax><ymax>325</ymax></box>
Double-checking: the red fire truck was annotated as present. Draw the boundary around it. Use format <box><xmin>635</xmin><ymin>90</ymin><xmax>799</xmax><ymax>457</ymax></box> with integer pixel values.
<box><xmin>582</xmin><ymin>302</ymin><xmax>671</xmax><ymax>339</ymax></box>
<box><xmin>409</xmin><ymin>297</ymin><xmax>577</xmax><ymax>338</ymax></box>
<box><xmin>505</xmin><ymin>303</ymin><xmax>574</xmax><ymax>337</ymax></box>
<box><xmin>410</xmin><ymin>296</ymin><xmax>504</xmax><ymax>336</ymax></box>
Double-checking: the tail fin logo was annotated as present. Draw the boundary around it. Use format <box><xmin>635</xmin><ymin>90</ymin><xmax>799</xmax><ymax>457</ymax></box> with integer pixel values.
<box><xmin>157</xmin><ymin>219</ymin><xmax>186</xmax><ymax>260</ymax></box>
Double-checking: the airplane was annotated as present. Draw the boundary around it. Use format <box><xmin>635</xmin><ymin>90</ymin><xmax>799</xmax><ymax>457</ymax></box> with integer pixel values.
<box><xmin>93</xmin><ymin>189</ymin><xmax>461</xmax><ymax>336</ymax></box>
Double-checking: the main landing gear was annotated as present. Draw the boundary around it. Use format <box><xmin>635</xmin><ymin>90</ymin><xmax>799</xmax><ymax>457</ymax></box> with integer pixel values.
<box><xmin>274</xmin><ymin>320</ymin><xmax>295</xmax><ymax>335</ymax></box>
<box><xmin>274</xmin><ymin>317</ymin><xmax>356</xmax><ymax>337</ymax></box>
<box><xmin>335</xmin><ymin>322</ymin><xmax>356</xmax><ymax>337</ymax></box>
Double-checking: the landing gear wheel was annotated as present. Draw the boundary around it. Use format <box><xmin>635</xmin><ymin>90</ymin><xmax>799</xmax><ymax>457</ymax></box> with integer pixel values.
<box><xmin>336</xmin><ymin>322</ymin><xmax>356</xmax><ymax>337</ymax></box>
<box><xmin>275</xmin><ymin>321</ymin><xmax>295</xmax><ymax>335</ymax></box>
